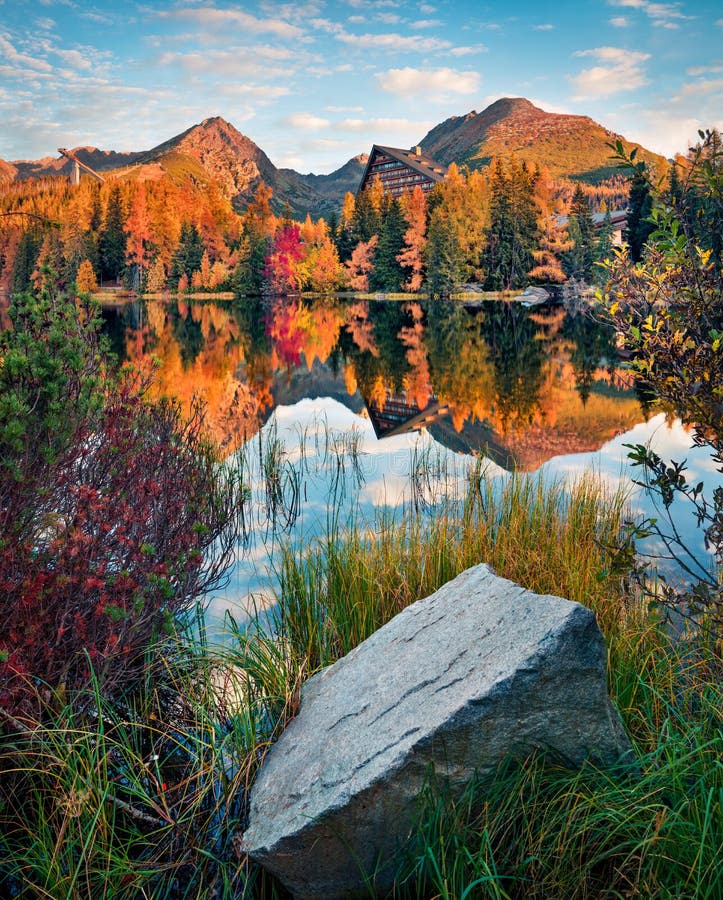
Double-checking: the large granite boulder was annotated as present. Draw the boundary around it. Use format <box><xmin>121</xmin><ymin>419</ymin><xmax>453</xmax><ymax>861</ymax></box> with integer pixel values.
<box><xmin>241</xmin><ymin>563</ymin><xmax>633</xmax><ymax>899</ymax></box>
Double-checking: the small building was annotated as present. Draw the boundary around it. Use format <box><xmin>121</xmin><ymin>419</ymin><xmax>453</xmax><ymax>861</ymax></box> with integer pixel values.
<box><xmin>557</xmin><ymin>209</ymin><xmax>629</xmax><ymax>247</ymax></box>
<box><xmin>357</xmin><ymin>144</ymin><xmax>448</xmax><ymax>198</ymax></box>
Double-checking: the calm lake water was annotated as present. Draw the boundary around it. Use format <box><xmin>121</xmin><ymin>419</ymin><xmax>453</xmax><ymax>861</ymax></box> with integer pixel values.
<box><xmin>102</xmin><ymin>295</ymin><xmax>723</xmax><ymax>636</ymax></box>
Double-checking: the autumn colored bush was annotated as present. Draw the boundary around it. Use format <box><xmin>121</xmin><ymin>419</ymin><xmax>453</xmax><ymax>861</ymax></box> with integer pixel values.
<box><xmin>0</xmin><ymin>282</ymin><xmax>241</xmax><ymax>719</ymax></box>
<box><xmin>602</xmin><ymin>133</ymin><xmax>722</xmax><ymax>644</ymax></box>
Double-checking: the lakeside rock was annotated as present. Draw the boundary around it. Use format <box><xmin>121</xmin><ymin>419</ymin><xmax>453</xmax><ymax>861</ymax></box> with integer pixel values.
<box><xmin>241</xmin><ymin>563</ymin><xmax>634</xmax><ymax>899</ymax></box>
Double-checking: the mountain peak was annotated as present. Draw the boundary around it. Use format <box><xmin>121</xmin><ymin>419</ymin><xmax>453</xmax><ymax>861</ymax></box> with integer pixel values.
<box><xmin>420</xmin><ymin>96</ymin><xmax>666</xmax><ymax>182</ymax></box>
<box><xmin>197</xmin><ymin>115</ymin><xmax>235</xmax><ymax>132</ymax></box>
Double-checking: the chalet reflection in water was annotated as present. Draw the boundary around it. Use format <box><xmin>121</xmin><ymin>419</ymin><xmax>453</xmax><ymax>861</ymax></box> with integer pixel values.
<box><xmin>102</xmin><ymin>295</ymin><xmax>643</xmax><ymax>472</ymax></box>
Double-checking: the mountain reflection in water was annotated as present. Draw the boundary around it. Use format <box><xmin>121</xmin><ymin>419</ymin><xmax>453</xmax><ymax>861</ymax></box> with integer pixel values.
<box><xmin>103</xmin><ymin>295</ymin><xmax>646</xmax><ymax>471</ymax></box>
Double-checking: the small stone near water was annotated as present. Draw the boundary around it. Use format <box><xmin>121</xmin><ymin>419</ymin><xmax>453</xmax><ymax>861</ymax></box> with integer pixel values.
<box><xmin>241</xmin><ymin>563</ymin><xmax>634</xmax><ymax>899</ymax></box>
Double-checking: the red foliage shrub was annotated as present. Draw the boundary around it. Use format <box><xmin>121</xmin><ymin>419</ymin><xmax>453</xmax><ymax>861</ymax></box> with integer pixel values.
<box><xmin>263</xmin><ymin>222</ymin><xmax>304</xmax><ymax>295</ymax></box>
<box><xmin>0</xmin><ymin>374</ymin><xmax>240</xmax><ymax>719</ymax></box>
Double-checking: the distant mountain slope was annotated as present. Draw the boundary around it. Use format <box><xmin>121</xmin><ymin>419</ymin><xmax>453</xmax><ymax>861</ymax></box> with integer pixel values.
<box><xmin>294</xmin><ymin>154</ymin><xmax>369</xmax><ymax>202</ymax></box>
<box><xmin>0</xmin><ymin>158</ymin><xmax>16</xmax><ymax>185</ymax></box>
<box><xmin>419</xmin><ymin>97</ymin><xmax>667</xmax><ymax>182</ymax></box>
<box><xmin>9</xmin><ymin>147</ymin><xmax>144</xmax><ymax>181</ymax></box>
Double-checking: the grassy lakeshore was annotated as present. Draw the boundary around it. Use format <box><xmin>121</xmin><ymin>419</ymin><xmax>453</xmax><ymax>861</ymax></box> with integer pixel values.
<box><xmin>1</xmin><ymin>469</ymin><xmax>721</xmax><ymax>898</ymax></box>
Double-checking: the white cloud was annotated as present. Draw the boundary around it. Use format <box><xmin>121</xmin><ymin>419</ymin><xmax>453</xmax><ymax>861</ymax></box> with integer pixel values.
<box><xmin>259</xmin><ymin>1</ymin><xmax>323</xmax><ymax>22</ymax></box>
<box><xmin>310</xmin><ymin>17</ymin><xmax>344</xmax><ymax>35</ymax></box>
<box><xmin>609</xmin><ymin>16</ymin><xmax>630</xmax><ymax>26</ymax></box>
<box><xmin>54</xmin><ymin>48</ymin><xmax>93</xmax><ymax>70</ymax></box>
<box><xmin>608</xmin><ymin>0</ymin><xmax>692</xmax><ymax>28</ymax></box>
<box><xmin>672</xmin><ymin>78</ymin><xmax>723</xmax><ymax>102</ymax></box>
<box><xmin>335</xmin><ymin>31</ymin><xmax>451</xmax><ymax>52</ymax></box>
<box><xmin>81</xmin><ymin>11</ymin><xmax>114</xmax><ymax>25</ymax></box>
<box><xmin>533</xmin><ymin>24</ymin><xmax>554</xmax><ymax>30</ymax></box>
<box><xmin>284</xmin><ymin>112</ymin><xmax>330</xmax><ymax>130</ymax></box>
<box><xmin>217</xmin><ymin>83</ymin><xmax>290</xmax><ymax>99</ymax></box>
<box><xmin>156</xmin><ymin>7</ymin><xmax>304</xmax><ymax>41</ymax></box>
<box><xmin>326</xmin><ymin>105</ymin><xmax>365</xmax><ymax>112</ymax></box>
<box><xmin>158</xmin><ymin>49</ymin><xmax>288</xmax><ymax>79</ymax></box>
<box><xmin>572</xmin><ymin>46</ymin><xmax>650</xmax><ymax>98</ymax></box>
<box><xmin>337</xmin><ymin>117</ymin><xmax>433</xmax><ymax>134</ymax></box>
<box><xmin>449</xmin><ymin>44</ymin><xmax>487</xmax><ymax>56</ymax></box>
<box><xmin>687</xmin><ymin>64</ymin><xmax>723</xmax><ymax>76</ymax></box>
<box><xmin>528</xmin><ymin>96</ymin><xmax>573</xmax><ymax>115</ymax></box>
<box><xmin>0</xmin><ymin>33</ymin><xmax>53</xmax><ymax>72</ymax></box>
<box><xmin>377</xmin><ymin>66</ymin><xmax>480</xmax><ymax>98</ymax></box>
<box><xmin>623</xmin><ymin>110</ymin><xmax>705</xmax><ymax>156</ymax></box>
<box><xmin>411</xmin><ymin>19</ymin><xmax>443</xmax><ymax>29</ymax></box>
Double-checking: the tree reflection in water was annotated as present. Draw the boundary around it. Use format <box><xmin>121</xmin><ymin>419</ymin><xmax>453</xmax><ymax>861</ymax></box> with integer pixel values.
<box><xmin>103</xmin><ymin>295</ymin><xmax>644</xmax><ymax>471</ymax></box>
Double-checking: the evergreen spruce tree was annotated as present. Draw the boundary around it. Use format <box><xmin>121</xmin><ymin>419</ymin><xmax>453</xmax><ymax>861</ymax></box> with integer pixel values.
<box><xmin>509</xmin><ymin>161</ymin><xmax>539</xmax><ymax>287</ymax></box>
<box><xmin>563</xmin><ymin>185</ymin><xmax>597</xmax><ymax>281</ymax></box>
<box><xmin>89</xmin><ymin>188</ymin><xmax>103</xmax><ymax>233</ymax></box>
<box><xmin>594</xmin><ymin>208</ymin><xmax>614</xmax><ymax>285</ymax></box>
<box><xmin>171</xmin><ymin>222</ymin><xmax>205</xmax><ymax>285</ymax></box>
<box><xmin>233</xmin><ymin>229</ymin><xmax>268</xmax><ymax>296</ymax></box>
<box><xmin>482</xmin><ymin>159</ymin><xmax>538</xmax><ymax>290</ymax></box>
<box><xmin>666</xmin><ymin>163</ymin><xmax>684</xmax><ymax>212</ymax></box>
<box><xmin>352</xmin><ymin>188</ymin><xmax>382</xmax><ymax>244</ymax></box>
<box><xmin>98</xmin><ymin>185</ymin><xmax>127</xmax><ymax>282</ymax></box>
<box><xmin>335</xmin><ymin>193</ymin><xmax>358</xmax><ymax>262</ymax></box>
<box><xmin>625</xmin><ymin>171</ymin><xmax>653</xmax><ymax>262</ymax></box>
<box><xmin>326</xmin><ymin>210</ymin><xmax>339</xmax><ymax>250</ymax></box>
<box><xmin>82</xmin><ymin>186</ymin><xmax>102</xmax><ymax>278</ymax></box>
<box><xmin>35</xmin><ymin>231</ymin><xmax>66</xmax><ymax>294</ymax></box>
<box><xmin>482</xmin><ymin>159</ymin><xmax>513</xmax><ymax>290</ymax></box>
<box><xmin>424</xmin><ymin>208</ymin><xmax>464</xmax><ymax>296</ymax></box>
<box><xmin>11</xmin><ymin>230</ymin><xmax>42</xmax><ymax>294</ymax></box>
<box><xmin>369</xmin><ymin>195</ymin><xmax>405</xmax><ymax>292</ymax></box>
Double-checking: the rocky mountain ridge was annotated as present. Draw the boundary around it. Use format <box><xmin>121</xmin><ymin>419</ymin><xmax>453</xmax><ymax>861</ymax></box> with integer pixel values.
<box><xmin>0</xmin><ymin>99</ymin><xmax>669</xmax><ymax>214</ymax></box>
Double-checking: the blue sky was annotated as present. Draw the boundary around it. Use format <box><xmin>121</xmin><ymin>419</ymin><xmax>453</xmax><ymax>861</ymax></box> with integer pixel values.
<box><xmin>1</xmin><ymin>0</ymin><xmax>721</xmax><ymax>173</ymax></box>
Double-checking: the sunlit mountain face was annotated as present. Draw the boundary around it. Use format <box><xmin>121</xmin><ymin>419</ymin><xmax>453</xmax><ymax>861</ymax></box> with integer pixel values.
<box><xmin>103</xmin><ymin>296</ymin><xmax>647</xmax><ymax>470</ymax></box>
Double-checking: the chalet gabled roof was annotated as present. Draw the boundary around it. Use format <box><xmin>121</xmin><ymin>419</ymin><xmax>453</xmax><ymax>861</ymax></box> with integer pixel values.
<box><xmin>357</xmin><ymin>144</ymin><xmax>448</xmax><ymax>194</ymax></box>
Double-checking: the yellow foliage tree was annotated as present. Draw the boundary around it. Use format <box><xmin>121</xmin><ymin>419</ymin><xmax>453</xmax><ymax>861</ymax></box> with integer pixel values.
<box><xmin>145</xmin><ymin>257</ymin><xmax>167</xmax><ymax>292</ymax></box>
<box><xmin>76</xmin><ymin>259</ymin><xmax>98</xmax><ymax>293</ymax></box>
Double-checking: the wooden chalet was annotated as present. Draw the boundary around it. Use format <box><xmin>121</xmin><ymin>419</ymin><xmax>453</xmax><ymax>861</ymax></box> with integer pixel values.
<box><xmin>357</xmin><ymin>144</ymin><xmax>448</xmax><ymax>198</ymax></box>
<box><xmin>363</xmin><ymin>387</ymin><xmax>451</xmax><ymax>440</ymax></box>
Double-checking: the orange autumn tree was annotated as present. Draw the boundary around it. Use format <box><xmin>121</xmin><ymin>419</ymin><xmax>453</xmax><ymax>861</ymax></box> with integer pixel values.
<box><xmin>397</xmin><ymin>185</ymin><xmax>428</xmax><ymax>292</ymax></box>
<box><xmin>300</xmin><ymin>218</ymin><xmax>346</xmax><ymax>293</ymax></box>
<box><xmin>76</xmin><ymin>258</ymin><xmax>98</xmax><ymax>293</ymax></box>
<box><xmin>529</xmin><ymin>165</ymin><xmax>571</xmax><ymax>283</ymax></box>
<box><xmin>399</xmin><ymin>301</ymin><xmax>431</xmax><ymax>409</ymax></box>
<box><xmin>345</xmin><ymin>235</ymin><xmax>378</xmax><ymax>291</ymax></box>
<box><xmin>124</xmin><ymin>185</ymin><xmax>156</xmax><ymax>288</ymax></box>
